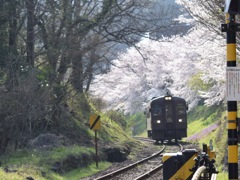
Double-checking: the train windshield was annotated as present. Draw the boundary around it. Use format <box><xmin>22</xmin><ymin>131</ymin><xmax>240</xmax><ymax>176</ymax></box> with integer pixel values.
<box><xmin>165</xmin><ymin>103</ymin><xmax>173</xmax><ymax>123</ymax></box>
<box><xmin>176</xmin><ymin>103</ymin><xmax>186</xmax><ymax>115</ymax></box>
<box><xmin>151</xmin><ymin>104</ymin><xmax>162</xmax><ymax>116</ymax></box>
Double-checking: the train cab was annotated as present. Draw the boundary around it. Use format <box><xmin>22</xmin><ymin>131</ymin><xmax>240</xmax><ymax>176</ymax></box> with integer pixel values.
<box><xmin>146</xmin><ymin>94</ymin><xmax>188</xmax><ymax>143</ymax></box>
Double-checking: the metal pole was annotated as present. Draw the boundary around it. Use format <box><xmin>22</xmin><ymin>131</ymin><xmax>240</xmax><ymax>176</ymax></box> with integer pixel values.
<box><xmin>95</xmin><ymin>130</ymin><xmax>98</xmax><ymax>168</ymax></box>
<box><xmin>226</xmin><ymin>13</ymin><xmax>238</xmax><ymax>180</ymax></box>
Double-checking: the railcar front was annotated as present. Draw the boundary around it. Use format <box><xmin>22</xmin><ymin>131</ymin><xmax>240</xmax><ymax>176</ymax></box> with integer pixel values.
<box><xmin>146</xmin><ymin>95</ymin><xmax>187</xmax><ymax>143</ymax></box>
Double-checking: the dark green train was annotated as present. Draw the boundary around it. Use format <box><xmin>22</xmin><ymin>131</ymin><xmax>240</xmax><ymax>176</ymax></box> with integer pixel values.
<box><xmin>146</xmin><ymin>93</ymin><xmax>188</xmax><ymax>143</ymax></box>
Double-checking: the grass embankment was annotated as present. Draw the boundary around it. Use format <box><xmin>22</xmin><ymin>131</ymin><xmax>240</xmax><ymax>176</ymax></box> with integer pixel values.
<box><xmin>125</xmin><ymin>112</ymin><xmax>146</xmax><ymax>136</ymax></box>
<box><xmin>0</xmin><ymin>102</ymin><xmax>231</xmax><ymax>179</ymax></box>
<box><xmin>0</xmin><ymin>145</ymin><xmax>112</xmax><ymax>180</ymax></box>
<box><xmin>0</xmin><ymin>109</ymin><xmax>134</xmax><ymax>179</ymax></box>
<box><xmin>0</xmin><ymin>95</ymin><xmax>144</xmax><ymax>180</ymax></box>
<box><xmin>187</xmin><ymin>104</ymin><xmax>228</xmax><ymax>179</ymax></box>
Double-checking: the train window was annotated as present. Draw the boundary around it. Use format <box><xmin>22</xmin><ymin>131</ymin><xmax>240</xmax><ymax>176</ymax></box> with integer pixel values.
<box><xmin>165</xmin><ymin>104</ymin><xmax>173</xmax><ymax>123</ymax></box>
<box><xmin>151</xmin><ymin>104</ymin><xmax>162</xmax><ymax>116</ymax></box>
<box><xmin>176</xmin><ymin>103</ymin><xmax>186</xmax><ymax>115</ymax></box>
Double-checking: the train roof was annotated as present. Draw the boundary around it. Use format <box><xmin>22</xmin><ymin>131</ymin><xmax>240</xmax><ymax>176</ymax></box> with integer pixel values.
<box><xmin>150</xmin><ymin>95</ymin><xmax>186</xmax><ymax>103</ymax></box>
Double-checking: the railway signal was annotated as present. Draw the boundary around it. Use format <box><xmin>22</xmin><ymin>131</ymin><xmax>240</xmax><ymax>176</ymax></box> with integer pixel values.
<box><xmin>89</xmin><ymin>114</ymin><xmax>101</xmax><ymax>168</ymax></box>
<box><xmin>90</xmin><ymin>114</ymin><xmax>101</xmax><ymax>130</ymax></box>
<box><xmin>221</xmin><ymin>0</ymin><xmax>240</xmax><ymax>179</ymax></box>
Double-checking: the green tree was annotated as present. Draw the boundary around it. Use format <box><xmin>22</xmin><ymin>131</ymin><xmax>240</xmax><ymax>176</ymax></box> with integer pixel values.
<box><xmin>0</xmin><ymin>0</ymin><xmax>179</xmax><ymax>153</ymax></box>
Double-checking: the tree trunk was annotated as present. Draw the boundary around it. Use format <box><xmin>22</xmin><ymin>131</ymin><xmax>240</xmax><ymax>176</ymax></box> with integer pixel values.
<box><xmin>72</xmin><ymin>55</ymin><xmax>84</xmax><ymax>93</ymax></box>
<box><xmin>26</xmin><ymin>0</ymin><xmax>35</xmax><ymax>67</ymax></box>
<box><xmin>7</xmin><ymin>0</ymin><xmax>18</xmax><ymax>90</ymax></box>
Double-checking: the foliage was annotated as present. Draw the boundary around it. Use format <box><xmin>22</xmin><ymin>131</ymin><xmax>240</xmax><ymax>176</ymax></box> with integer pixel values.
<box><xmin>0</xmin><ymin>146</ymin><xmax>111</xmax><ymax>180</ymax></box>
<box><xmin>0</xmin><ymin>0</ymin><xmax>174</xmax><ymax>153</ymax></box>
<box><xmin>97</xmin><ymin>115</ymin><xmax>129</xmax><ymax>142</ymax></box>
<box><xmin>62</xmin><ymin>162</ymin><xmax>111</xmax><ymax>180</ymax></box>
<box><xmin>188</xmin><ymin>72</ymin><xmax>213</xmax><ymax>92</ymax></box>
<box><xmin>1</xmin><ymin>146</ymin><xmax>94</xmax><ymax>167</ymax></box>
<box><xmin>0</xmin><ymin>168</ymin><xmax>25</xmax><ymax>180</ymax></box>
<box><xmin>195</xmin><ymin>121</ymin><xmax>228</xmax><ymax>180</ymax></box>
<box><xmin>91</xmin><ymin>22</ymin><xmax>226</xmax><ymax>113</ymax></box>
<box><xmin>187</xmin><ymin>104</ymin><xmax>223</xmax><ymax>124</ymax></box>
<box><xmin>125</xmin><ymin>112</ymin><xmax>146</xmax><ymax>136</ymax></box>
<box><xmin>106</xmin><ymin>110</ymin><xmax>127</xmax><ymax>129</ymax></box>
<box><xmin>0</xmin><ymin>70</ymin><xmax>54</xmax><ymax>151</ymax></box>
<box><xmin>0</xmin><ymin>92</ymin><xmax>136</xmax><ymax>179</ymax></box>
<box><xmin>178</xmin><ymin>0</ymin><xmax>225</xmax><ymax>42</ymax></box>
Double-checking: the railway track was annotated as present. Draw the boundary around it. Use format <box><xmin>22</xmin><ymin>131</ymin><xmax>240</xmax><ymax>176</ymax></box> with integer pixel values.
<box><xmin>136</xmin><ymin>139</ymin><xmax>184</xmax><ymax>180</ymax></box>
<box><xmin>133</xmin><ymin>163</ymin><xmax>163</xmax><ymax>180</ymax></box>
<box><xmin>84</xmin><ymin>139</ymin><xmax>216</xmax><ymax>180</ymax></box>
<box><xmin>133</xmin><ymin>136</ymin><xmax>156</xmax><ymax>143</ymax></box>
<box><xmin>134</xmin><ymin>136</ymin><xmax>184</xmax><ymax>152</ymax></box>
<box><xmin>95</xmin><ymin>146</ymin><xmax>164</xmax><ymax>180</ymax></box>
<box><xmin>94</xmin><ymin>137</ymin><xmax>183</xmax><ymax>180</ymax></box>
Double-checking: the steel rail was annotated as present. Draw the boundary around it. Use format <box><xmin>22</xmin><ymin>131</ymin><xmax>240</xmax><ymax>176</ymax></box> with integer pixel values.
<box><xmin>134</xmin><ymin>164</ymin><xmax>163</xmax><ymax>180</ymax></box>
<box><xmin>133</xmin><ymin>136</ymin><xmax>156</xmax><ymax>143</ymax></box>
<box><xmin>95</xmin><ymin>146</ymin><xmax>165</xmax><ymax>180</ymax></box>
<box><xmin>134</xmin><ymin>142</ymin><xmax>183</xmax><ymax>180</ymax></box>
<box><xmin>177</xmin><ymin>143</ymin><xmax>183</xmax><ymax>152</ymax></box>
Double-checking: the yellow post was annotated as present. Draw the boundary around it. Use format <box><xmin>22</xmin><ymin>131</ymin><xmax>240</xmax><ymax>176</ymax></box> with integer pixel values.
<box><xmin>222</xmin><ymin>1</ymin><xmax>240</xmax><ymax>177</ymax></box>
<box><xmin>225</xmin><ymin>13</ymin><xmax>238</xmax><ymax>179</ymax></box>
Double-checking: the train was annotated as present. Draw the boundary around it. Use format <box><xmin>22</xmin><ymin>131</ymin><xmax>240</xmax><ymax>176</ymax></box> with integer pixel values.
<box><xmin>145</xmin><ymin>93</ymin><xmax>188</xmax><ymax>143</ymax></box>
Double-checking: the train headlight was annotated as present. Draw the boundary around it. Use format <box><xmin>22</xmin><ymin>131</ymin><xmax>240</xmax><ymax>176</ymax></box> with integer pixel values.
<box><xmin>178</xmin><ymin>119</ymin><xmax>183</xmax><ymax>122</ymax></box>
<box><xmin>165</xmin><ymin>96</ymin><xmax>172</xmax><ymax>100</ymax></box>
<box><xmin>156</xmin><ymin>120</ymin><xmax>161</xmax><ymax>124</ymax></box>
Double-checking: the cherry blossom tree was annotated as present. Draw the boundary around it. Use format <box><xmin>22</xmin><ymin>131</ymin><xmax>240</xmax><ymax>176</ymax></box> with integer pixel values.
<box><xmin>91</xmin><ymin>22</ymin><xmax>226</xmax><ymax>113</ymax></box>
<box><xmin>91</xmin><ymin>0</ymin><xmax>227</xmax><ymax>114</ymax></box>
